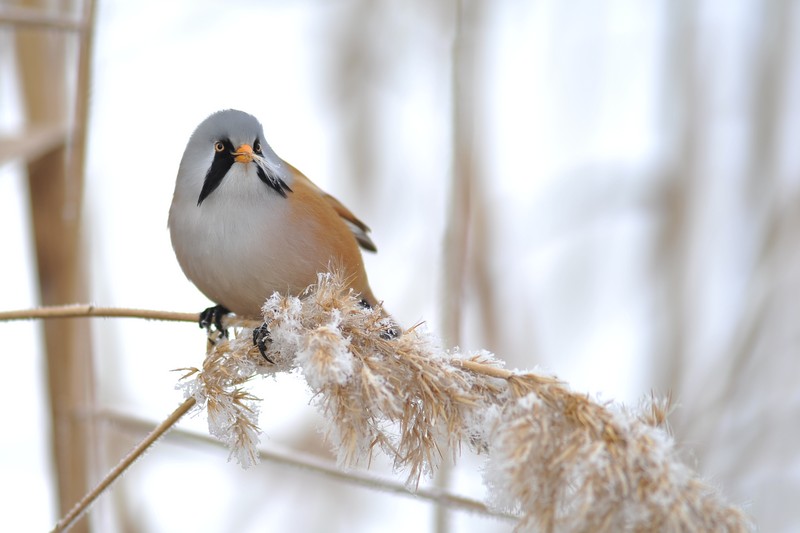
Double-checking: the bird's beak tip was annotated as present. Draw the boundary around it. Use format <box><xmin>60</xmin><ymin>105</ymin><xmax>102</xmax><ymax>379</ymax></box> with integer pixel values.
<box><xmin>233</xmin><ymin>144</ymin><xmax>254</xmax><ymax>163</ymax></box>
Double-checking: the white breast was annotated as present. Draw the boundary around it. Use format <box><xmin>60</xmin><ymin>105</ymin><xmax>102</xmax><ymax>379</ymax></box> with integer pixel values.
<box><xmin>169</xmin><ymin>163</ymin><xmax>300</xmax><ymax>317</ymax></box>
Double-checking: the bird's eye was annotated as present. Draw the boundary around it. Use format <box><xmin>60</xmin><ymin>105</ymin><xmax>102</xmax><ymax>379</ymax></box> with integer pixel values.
<box><xmin>214</xmin><ymin>141</ymin><xmax>225</xmax><ymax>153</ymax></box>
<box><xmin>254</xmin><ymin>141</ymin><xmax>262</xmax><ymax>154</ymax></box>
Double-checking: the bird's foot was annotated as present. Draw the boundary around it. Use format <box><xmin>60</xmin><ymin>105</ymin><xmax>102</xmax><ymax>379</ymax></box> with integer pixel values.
<box><xmin>199</xmin><ymin>304</ymin><xmax>230</xmax><ymax>339</ymax></box>
<box><xmin>253</xmin><ymin>323</ymin><xmax>275</xmax><ymax>363</ymax></box>
<box><xmin>359</xmin><ymin>299</ymin><xmax>401</xmax><ymax>340</ymax></box>
<box><xmin>380</xmin><ymin>325</ymin><xmax>401</xmax><ymax>340</ymax></box>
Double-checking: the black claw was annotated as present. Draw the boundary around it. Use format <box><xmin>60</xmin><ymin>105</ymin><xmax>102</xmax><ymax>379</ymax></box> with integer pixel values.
<box><xmin>253</xmin><ymin>323</ymin><xmax>274</xmax><ymax>363</ymax></box>
<box><xmin>359</xmin><ymin>299</ymin><xmax>400</xmax><ymax>340</ymax></box>
<box><xmin>380</xmin><ymin>326</ymin><xmax>401</xmax><ymax>340</ymax></box>
<box><xmin>199</xmin><ymin>304</ymin><xmax>230</xmax><ymax>338</ymax></box>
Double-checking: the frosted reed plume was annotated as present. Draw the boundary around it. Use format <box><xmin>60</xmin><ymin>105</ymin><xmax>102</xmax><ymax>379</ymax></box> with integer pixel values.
<box><xmin>179</xmin><ymin>272</ymin><xmax>753</xmax><ymax>532</ymax></box>
<box><xmin>178</xmin><ymin>332</ymin><xmax>265</xmax><ymax>468</ymax></box>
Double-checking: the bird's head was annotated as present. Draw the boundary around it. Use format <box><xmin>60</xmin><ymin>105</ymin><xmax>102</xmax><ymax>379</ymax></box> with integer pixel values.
<box><xmin>176</xmin><ymin>109</ymin><xmax>292</xmax><ymax>207</ymax></box>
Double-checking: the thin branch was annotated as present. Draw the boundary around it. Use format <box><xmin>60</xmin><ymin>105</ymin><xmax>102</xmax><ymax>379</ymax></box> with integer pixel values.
<box><xmin>0</xmin><ymin>304</ymin><xmax>261</xmax><ymax>328</ymax></box>
<box><xmin>51</xmin><ymin>398</ymin><xmax>197</xmax><ymax>533</ymax></box>
<box><xmin>98</xmin><ymin>410</ymin><xmax>517</xmax><ymax>521</ymax></box>
<box><xmin>0</xmin><ymin>304</ymin><xmax>515</xmax><ymax>383</ymax></box>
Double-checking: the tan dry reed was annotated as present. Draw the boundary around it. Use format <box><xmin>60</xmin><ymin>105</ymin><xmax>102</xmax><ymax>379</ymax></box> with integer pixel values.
<box><xmin>179</xmin><ymin>272</ymin><xmax>754</xmax><ymax>532</ymax></box>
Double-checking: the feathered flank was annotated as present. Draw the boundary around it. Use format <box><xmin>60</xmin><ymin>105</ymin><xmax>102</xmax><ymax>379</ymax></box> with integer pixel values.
<box><xmin>178</xmin><ymin>271</ymin><xmax>754</xmax><ymax>531</ymax></box>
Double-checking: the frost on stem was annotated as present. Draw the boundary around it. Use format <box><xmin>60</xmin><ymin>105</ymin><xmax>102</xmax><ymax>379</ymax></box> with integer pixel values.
<box><xmin>177</xmin><ymin>331</ymin><xmax>267</xmax><ymax>468</ymax></box>
<box><xmin>260</xmin><ymin>273</ymin><xmax>508</xmax><ymax>483</ymax></box>
<box><xmin>177</xmin><ymin>271</ymin><xmax>754</xmax><ymax>531</ymax></box>
<box><xmin>484</xmin><ymin>390</ymin><xmax>753</xmax><ymax>532</ymax></box>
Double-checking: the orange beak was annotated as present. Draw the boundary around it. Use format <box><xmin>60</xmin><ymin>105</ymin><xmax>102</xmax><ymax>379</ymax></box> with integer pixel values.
<box><xmin>233</xmin><ymin>144</ymin><xmax>254</xmax><ymax>163</ymax></box>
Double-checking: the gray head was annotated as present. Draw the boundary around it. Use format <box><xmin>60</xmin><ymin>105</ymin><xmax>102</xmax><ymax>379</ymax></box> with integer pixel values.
<box><xmin>176</xmin><ymin>109</ymin><xmax>291</xmax><ymax>206</ymax></box>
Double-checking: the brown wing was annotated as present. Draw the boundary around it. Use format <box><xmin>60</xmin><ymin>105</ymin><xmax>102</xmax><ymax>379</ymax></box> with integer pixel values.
<box><xmin>320</xmin><ymin>192</ymin><xmax>377</xmax><ymax>252</ymax></box>
<box><xmin>287</xmin><ymin>164</ymin><xmax>377</xmax><ymax>252</ymax></box>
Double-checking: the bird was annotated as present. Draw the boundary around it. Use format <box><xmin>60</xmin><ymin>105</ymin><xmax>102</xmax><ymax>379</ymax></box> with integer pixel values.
<box><xmin>168</xmin><ymin>109</ymin><xmax>387</xmax><ymax>357</ymax></box>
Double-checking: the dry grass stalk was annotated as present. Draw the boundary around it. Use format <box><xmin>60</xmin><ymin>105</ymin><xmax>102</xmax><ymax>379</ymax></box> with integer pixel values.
<box><xmin>98</xmin><ymin>409</ymin><xmax>517</xmax><ymax>521</ymax></box>
<box><xmin>179</xmin><ymin>272</ymin><xmax>754</xmax><ymax>532</ymax></box>
<box><xmin>178</xmin><ymin>332</ymin><xmax>265</xmax><ymax>468</ymax></box>
<box><xmin>53</xmin><ymin>397</ymin><xmax>197</xmax><ymax>533</ymax></box>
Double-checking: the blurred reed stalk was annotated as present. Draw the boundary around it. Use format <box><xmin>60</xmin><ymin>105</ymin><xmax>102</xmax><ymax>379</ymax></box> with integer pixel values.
<box><xmin>10</xmin><ymin>1</ymin><xmax>97</xmax><ymax>532</ymax></box>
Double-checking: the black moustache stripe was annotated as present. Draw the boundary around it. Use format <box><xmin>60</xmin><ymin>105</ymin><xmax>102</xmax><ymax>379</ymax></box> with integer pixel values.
<box><xmin>197</xmin><ymin>142</ymin><xmax>293</xmax><ymax>205</ymax></box>
<box><xmin>197</xmin><ymin>140</ymin><xmax>235</xmax><ymax>206</ymax></box>
<box><xmin>256</xmin><ymin>165</ymin><xmax>293</xmax><ymax>198</ymax></box>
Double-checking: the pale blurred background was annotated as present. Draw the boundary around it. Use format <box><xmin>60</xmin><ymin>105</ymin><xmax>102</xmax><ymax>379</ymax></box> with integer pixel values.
<box><xmin>1</xmin><ymin>0</ymin><xmax>799</xmax><ymax>531</ymax></box>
